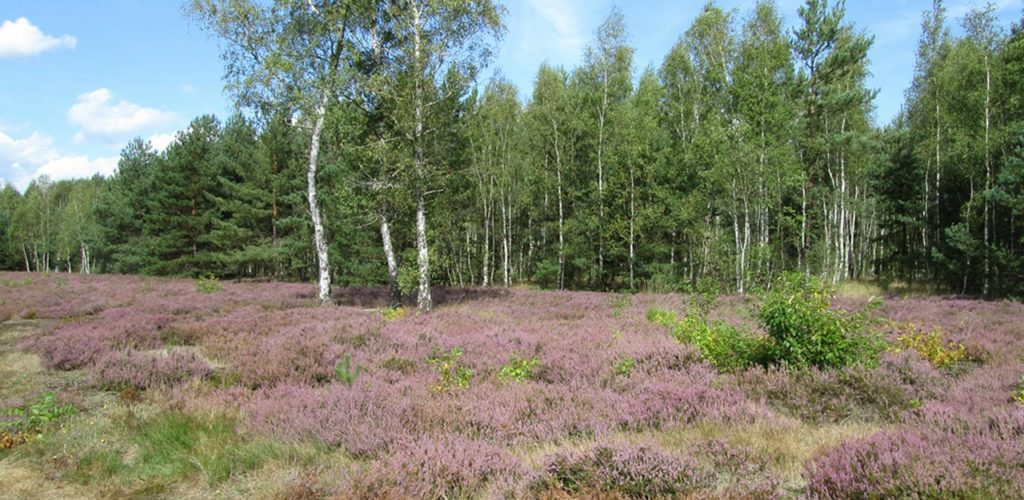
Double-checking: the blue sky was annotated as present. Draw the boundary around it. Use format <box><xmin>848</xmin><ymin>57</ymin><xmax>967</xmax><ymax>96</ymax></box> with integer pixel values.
<box><xmin>2</xmin><ymin>0</ymin><xmax>1022</xmax><ymax>192</ymax></box>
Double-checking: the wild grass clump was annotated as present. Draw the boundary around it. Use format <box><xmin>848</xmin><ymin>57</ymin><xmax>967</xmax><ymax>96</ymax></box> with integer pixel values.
<box><xmin>72</xmin><ymin>411</ymin><xmax>286</xmax><ymax>489</ymax></box>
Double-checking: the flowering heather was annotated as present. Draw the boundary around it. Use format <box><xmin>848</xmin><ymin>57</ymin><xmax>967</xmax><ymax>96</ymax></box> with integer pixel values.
<box><xmin>533</xmin><ymin>441</ymin><xmax>714</xmax><ymax>497</ymax></box>
<box><xmin>4</xmin><ymin>272</ymin><xmax>1024</xmax><ymax>497</ymax></box>
<box><xmin>350</xmin><ymin>434</ymin><xmax>524</xmax><ymax>498</ymax></box>
<box><xmin>89</xmin><ymin>348</ymin><xmax>213</xmax><ymax>389</ymax></box>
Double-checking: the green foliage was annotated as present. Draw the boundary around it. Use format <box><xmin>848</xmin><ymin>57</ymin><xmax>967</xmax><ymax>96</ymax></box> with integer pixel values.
<box><xmin>1014</xmin><ymin>377</ymin><xmax>1024</xmax><ymax>406</ymax></box>
<box><xmin>428</xmin><ymin>347</ymin><xmax>473</xmax><ymax>392</ymax></box>
<box><xmin>673</xmin><ymin>314</ymin><xmax>770</xmax><ymax>372</ymax></box>
<box><xmin>398</xmin><ymin>259</ymin><xmax>421</xmax><ymax>297</ymax></box>
<box><xmin>889</xmin><ymin>323</ymin><xmax>974</xmax><ymax>368</ymax></box>
<box><xmin>613</xmin><ymin>357</ymin><xmax>635</xmax><ymax>377</ymax></box>
<box><xmin>381</xmin><ymin>307</ymin><xmax>408</xmax><ymax>322</ymax></box>
<box><xmin>645</xmin><ymin>307</ymin><xmax>677</xmax><ymax>328</ymax></box>
<box><xmin>334</xmin><ymin>353</ymin><xmax>362</xmax><ymax>387</ymax></box>
<box><xmin>498</xmin><ymin>356</ymin><xmax>539</xmax><ymax>383</ymax></box>
<box><xmin>1</xmin><ymin>391</ymin><xmax>75</xmax><ymax>434</ymax></box>
<box><xmin>195</xmin><ymin>273</ymin><xmax>223</xmax><ymax>294</ymax></box>
<box><xmin>758</xmin><ymin>274</ymin><xmax>885</xmax><ymax>370</ymax></box>
<box><xmin>648</xmin><ymin>307</ymin><xmax>768</xmax><ymax>372</ymax></box>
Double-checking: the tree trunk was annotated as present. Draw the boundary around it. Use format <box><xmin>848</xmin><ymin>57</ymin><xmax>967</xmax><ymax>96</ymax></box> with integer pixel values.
<box><xmin>556</xmin><ymin>146</ymin><xmax>565</xmax><ymax>291</ymax></box>
<box><xmin>380</xmin><ymin>208</ymin><xmax>400</xmax><ymax>307</ymax></box>
<box><xmin>983</xmin><ymin>54</ymin><xmax>991</xmax><ymax>296</ymax></box>
<box><xmin>629</xmin><ymin>164</ymin><xmax>635</xmax><ymax>290</ymax></box>
<box><xmin>415</xmin><ymin>187</ymin><xmax>432</xmax><ymax>311</ymax></box>
<box><xmin>413</xmin><ymin>3</ymin><xmax>432</xmax><ymax>312</ymax></box>
<box><xmin>307</xmin><ymin>93</ymin><xmax>332</xmax><ymax>306</ymax></box>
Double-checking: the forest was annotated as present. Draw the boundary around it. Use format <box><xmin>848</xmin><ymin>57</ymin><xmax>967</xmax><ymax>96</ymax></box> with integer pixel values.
<box><xmin>2</xmin><ymin>1</ymin><xmax>1024</xmax><ymax>308</ymax></box>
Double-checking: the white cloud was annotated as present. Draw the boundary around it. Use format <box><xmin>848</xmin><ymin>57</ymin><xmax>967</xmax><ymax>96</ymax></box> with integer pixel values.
<box><xmin>34</xmin><ymin>155</ymin><xmax>117</xmax><ymax>182</ymax></box>
<box><xmin>68</xmin><ymin>88</ymin><xmax>177</xmax><ymax>144</ymax></box>
<box><xmin>0</xmin><ymin>17</ymin><xmax>76</xmax><ymax>58</ymax></box>
<box><xmin>146</xmin><ymin>132</ymin><xmax>177</xmax><ymax>152</ymax></box>
<box><xmin>0</xmin><ymin>131</ymin><xmax>117</xmax><ymax>191</ymax></box>
<box><xmin>524</xmin><ymin>0</ymin><xmax>585</xmax><ymax>57</ymax></box>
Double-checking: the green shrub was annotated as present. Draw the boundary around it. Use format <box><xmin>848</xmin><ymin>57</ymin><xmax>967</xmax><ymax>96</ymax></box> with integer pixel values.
<box><xmin>498</xmin><ymin>356</ymin><xmax>539</xmax><ymax>382</ymax></box>
<box><xmin>1013</xmin><ymin>377</ymin><xmax>1024</xmax><ymax>406</ymax></box>
<box><xmin>381</xmin><ymin>307</ymin><xmax>408</xmax><ymax>321</ymax></box>
<box><xmin>334</xmin><ymin>353</ymin><xmax>362</xmax><ymax>387</ymax></box>
<box><xmin>428</xmin><ymin>347</ymin><xmax>473</xmax><ymax>392</ymax></box>
<box><xmin>647</xmin><ymin>307</ymin><xmax>769</xmax><ymax>372</ymax></box>
<box><xmin>196</xmin><ymin>273</ymin><xmax>223</xmax><ymax>294</ymax></box>
<box><xmin>645</xmin><ymin>307</ymin><xmax>677</xmax><ymax>328</ymax></box>
<box><xmin>758</xmin><ymin>273</ymin><xmax>885</xmax><ymax>370</ymax></box>
<box><xmin>613</xmin><ymin>358</ymin><xmax>635</xmax><ymax>378</ymax></box>
<box><xmin>1</xmin><ymin>391</ymin><xmax>75</xmax><ymax>435</ymax></box>
<box><xmin>888</xmin><ymin>322</ymin><xmax>982</xmax><ymax>369</ymax></box>
<box><xmin>673</xmin><ymin>314</ymin><xmax>770</xmax><ymax>372</ymax></box>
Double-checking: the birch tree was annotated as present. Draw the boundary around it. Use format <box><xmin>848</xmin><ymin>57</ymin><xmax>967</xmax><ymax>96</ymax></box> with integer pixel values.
<box><xmin>385</xmin><ymin>0</ymin><xmax>502</xmax><ymax>311</ymax></box>
<box><xmin>191</xmin><ymin>0</ymin><xmax>368</xmax><ymax>305</ymax></box>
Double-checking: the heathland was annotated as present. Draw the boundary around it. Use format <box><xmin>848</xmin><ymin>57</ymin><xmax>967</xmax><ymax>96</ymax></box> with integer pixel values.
<box><xmin>1</xmin><ymin>272</ymin><xmax>1022</xmax><ymax>498</ymax></box>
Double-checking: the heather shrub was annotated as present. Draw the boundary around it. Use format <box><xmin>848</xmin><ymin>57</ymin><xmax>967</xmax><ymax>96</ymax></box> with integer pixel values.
<box><xmin>243</xmin><ymin>381</ymin><xmax>428</xmax><ymax>456</ymax></box>
<box><xmin>351</xmin><ymin>435</ymin><xmax>523</xmax><ymax>498</ymax></box>
<box><xmin>805</xmin><ymin>427</ymin><xmax>1024</xmax><ymax>498</ymax></box>
<box><xmin>734</xmin><ymin>352</ymin><xmax>944</xmax><ymax>423</ymax></box>
<box><xmin>428</xmin><ymin>347</ymin><xmax>473</xmax><ymax>392</ymax></box>
<box><xmin>380</xmin><ymin>357</ymin><xmax>417</xmax><ymax>374</ymax></box>
<box><xmin>334</xmin><ymin>353</ymin><xmax>362</xmax><ymax>387</ymax></box>
<box><xmin>497</xmin><ymin>355</ymin><xmax>539</xmax><ymax>382</ymax></box>
<box><xmin>533</xmin><ymin>442</ymin><xmax>713</xmax><ymax>497</ymax></box>
<box><xmin>210</xmin><ymin>329</ymin><xmax>338</xmax><ymax>388</ymax></box>
<box><xmin>690</xmin><ymin>439</ymin><xmax>782</xmax><ymax>497</ymax></box>
<box><xmin>759</xmin><ymin>273</ymin><xmax>885</xmax><ymax>369</ymax></box>
<box><xmin>89</xmin><ymin>349</ymin><xmax>213</xmax><ymax>389</ymax></box>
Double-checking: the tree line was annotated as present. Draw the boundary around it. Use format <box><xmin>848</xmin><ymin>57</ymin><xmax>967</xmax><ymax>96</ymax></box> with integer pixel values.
<box><xmin>3</xmin><ymin>0</ymin><xmax>1024</xmax><ymax>307</ymax></box>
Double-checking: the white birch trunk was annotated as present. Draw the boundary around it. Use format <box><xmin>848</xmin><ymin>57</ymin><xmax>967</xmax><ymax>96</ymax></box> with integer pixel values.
<box><xmin>412</xmin><ymin>3</ymin><xmax>432</xmax><ymax>312</ymax></box>
<box><xmin>380</xmin><ymin>209</ymin><xmax>400</xmax><ymax>307</ymax></box>
<box><xmin>307</xmin><ymin>95</ymin><xmax>332</xmax><ymax>306</ymax></box>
